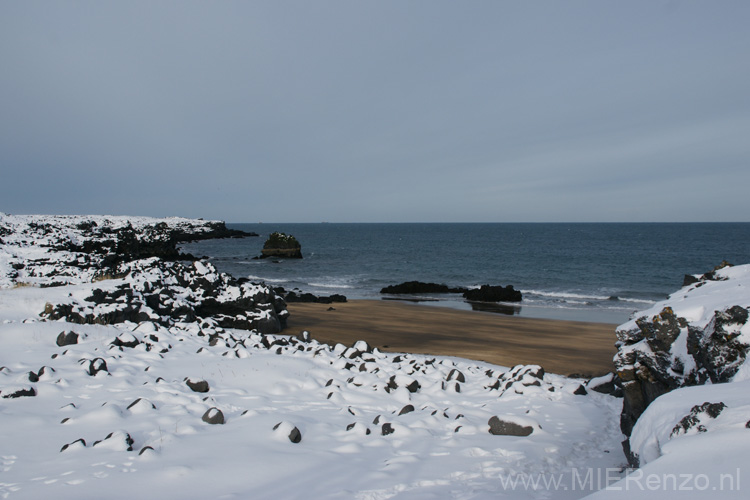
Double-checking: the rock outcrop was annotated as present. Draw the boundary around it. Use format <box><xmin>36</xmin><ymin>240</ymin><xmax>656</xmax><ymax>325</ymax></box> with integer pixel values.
<box><xmin>380</xmin><ymin>281</ymin><xmax>468</xmax><ymax>295</ymax></box>
<box><xmin>463</xmin><ymin>284</ymin><xmax>522</xmax><ymax>303</ymax></box>
<box><xmin>259</xmin><ymin>232</ymin><xmax>302</xmax><ymax>259</ymax></box>
<box><xmin>613</xmin><ymin>262</ymin><xmax>750</xmax><ymax>465</ymax></box>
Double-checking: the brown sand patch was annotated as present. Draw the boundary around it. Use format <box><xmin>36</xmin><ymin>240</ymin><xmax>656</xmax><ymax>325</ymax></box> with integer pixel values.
<box><xmin>287</xmin><ymin>300</ymin><xmax>618</xmax><ymax>377</ymax></box>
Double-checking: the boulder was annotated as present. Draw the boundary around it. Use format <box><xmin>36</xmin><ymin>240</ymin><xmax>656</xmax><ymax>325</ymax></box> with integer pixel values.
<box><xmin>488</xmin><ymin>416</ymin><xmax>534</xmax><ymax>436</ymax></box>
<box><xmin>56</xmin><ymin>331</ymin><xmax>79</xmax><ymax>347</ymax></box>
<box><xmin>463</xmin><ymin>285</ymin><xmax>522</xmax><ymax>303</ymax></box>
<box><xmin>186</xmin><ymin>378</ymin><xmax>210</xmax><ymax>393</ymax></box>
<box><xmin>202</xmin><ymin>407</ymin><xmax>225</xmax><ymax>425</ymax></box>
<box><xmin>380</xmin><ymin>281</ymin><xmax>468</xmax><ymax>295</ymax></box>
<box><xmin>259</xmin><ymin>232</ymin><xmax>302</xmax><ymax>259</ymax></box>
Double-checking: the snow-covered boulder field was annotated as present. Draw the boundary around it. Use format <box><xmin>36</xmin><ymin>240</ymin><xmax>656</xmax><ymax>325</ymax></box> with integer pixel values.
<box><xmin>0</xmin><ymin>215</ymin><xmax>629</xmax><ymax>498</ymax></box>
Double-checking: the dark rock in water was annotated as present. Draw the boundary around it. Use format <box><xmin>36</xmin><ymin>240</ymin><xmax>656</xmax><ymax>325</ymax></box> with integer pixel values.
<box><xmin>259</xmin><ymin>232</ymin><xmax>302</xmax><ymax>259</ymax></box>
<box><xmin>463</xmin><ymin>285</ymin><xmax>522</xmax><ymax>303</ymax></box>
<box><xmin>185</xmin><ymin>378</ymin><xmax>210</xmax><ymax>393</ymax></box>
<box><xmin>488</xmin><ymin>416</ymin><xmax>533</xmax><ymax>436</ymax></box>
<box><xmin>380</xmin><ymin>281</ymin><xmax>468</xmax><ymax>295</ymax></box>
<box><xmin>56</xmin><ymin>331</ymin><xmax>79</xmax><ymax>346</ymax></box>
<box><xmin>284</xmin><ymin>291</ymin><xmax>347</xmax><ymax>304</ymax></box>
<box><xmin>202</xmin><ymin>407</ymin><xmax>225</xmax><ymax>425</ymax></box>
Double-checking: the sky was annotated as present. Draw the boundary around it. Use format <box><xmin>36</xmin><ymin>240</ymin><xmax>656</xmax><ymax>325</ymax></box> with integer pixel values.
<box><xmin>1</xmin><ymin>1</ymin><xmax>749</xmax><ymax>223</ymax></box>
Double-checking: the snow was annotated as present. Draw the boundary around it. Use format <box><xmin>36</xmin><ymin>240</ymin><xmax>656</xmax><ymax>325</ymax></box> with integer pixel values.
<box><xmin>3</xmin><ymin>214</ymin><xmax>749</xmax><ymax>498</ymax></box>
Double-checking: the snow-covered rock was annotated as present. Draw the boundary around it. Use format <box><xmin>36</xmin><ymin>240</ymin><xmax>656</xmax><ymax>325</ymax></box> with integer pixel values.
<box><xmin>614</xmin><ymin>263</ymin><xmax>750</xmax><ymax>440</ymax></box>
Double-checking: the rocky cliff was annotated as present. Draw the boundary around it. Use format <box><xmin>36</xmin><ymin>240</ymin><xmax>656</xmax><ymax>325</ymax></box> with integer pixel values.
<box><xmin>613</xmin><ymin>262</ymin><xmax>750</xmax><ymax>464</ymax></box>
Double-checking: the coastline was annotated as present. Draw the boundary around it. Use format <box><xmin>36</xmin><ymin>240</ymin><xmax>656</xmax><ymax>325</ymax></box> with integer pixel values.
<box><xmin>287</xmin><ymin>299</ymin><xmax>618</xmax><ymax>377</ymax></box>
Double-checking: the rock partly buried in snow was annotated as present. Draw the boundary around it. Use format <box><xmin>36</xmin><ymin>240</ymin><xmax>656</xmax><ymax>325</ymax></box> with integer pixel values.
<box><xmin>56</xmin><ymin>331</ymin><xmax>79</xmax><ymax>346</ymax></box>
<box><xmin>86</xmin><ymin>358</ymin><xmax>109</xmax><ymax>376</ymax></box>
<box><xmin>60</xmin><ymin>439</ymin><xmax>86</xmax><ymax>452</ymax></box>
<box><xmin>202</xmin><ymin>407</ymin><xmax>225</xmax><ymax>425</ymax></box>
<box><xmin>112</xmin><ymin>333</ymin><xmax>140</xmax><ymax>349</ymax></box>
<box><xmin>1</xmin><ymin>386</ymin><xmax>37</xmax><ymax>399</ymax></box>
<box><xmin>185</xmin><ymin>378</ymin><xmax>210</xmax><ymax>393</ymax></box>
<box><xmin>41</xmin><ymin>259</ymin><xmax>289</xmax><ymax>334</ymax></box>
<box><xmin>488</xmin><ymin>416</ymin><xmax>534</xmax><ymax>436</ymax></box>
<box><xmin>273</xmin><ymin>421</ymin><xmax>302</xmax><ymax>443</ymax></box>
<box><xmin>398</xmin><ymin>404</ymin><xmax>415</xmax><ymax>416</ymax></box>
<box><xmin>670</xmin><ymin>402</ymin><xmax>727</xmax><ymax>437</ymax></box>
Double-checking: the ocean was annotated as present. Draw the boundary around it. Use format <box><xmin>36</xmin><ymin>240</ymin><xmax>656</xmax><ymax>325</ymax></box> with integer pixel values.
<box><xmin>179</xmin><ymin>223</ymin><xmax>750</xmax><ymax>325</ymax></box>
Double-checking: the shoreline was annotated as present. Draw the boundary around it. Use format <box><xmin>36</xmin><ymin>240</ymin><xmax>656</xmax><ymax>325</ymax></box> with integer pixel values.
<box><xmin>287</xmin><ymin>299</ymin><xmax>618</xmax><ymax>377</ymax></box>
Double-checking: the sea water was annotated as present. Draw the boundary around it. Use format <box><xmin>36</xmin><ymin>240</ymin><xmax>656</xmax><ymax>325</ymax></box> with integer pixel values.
<box><xmin>179</xmin><ymin>223</ymin><xmax>750</xmax><ymax>324</ymax></box>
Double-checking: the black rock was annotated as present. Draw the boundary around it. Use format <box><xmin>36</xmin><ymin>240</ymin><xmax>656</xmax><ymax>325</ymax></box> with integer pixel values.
<box><xmin>273</xmin><ymin>422</ymin><xmax>302</xmax><ymax>443</ymax></box>
<box><xmin>573</xmin><ymin>385</ymin><xmax>588</xmax><ymax>396</ymax></box>
<box><xmin>56</xmin><ymin>331</ymin><xmax>79</xmax><ymax>347</ymax></box>
<box><xmin>463</xmin><ymin>285</ymin><xmax>522</xmax><ymax>303</ymax></box>
<box><xmin>381</xmin><ymin>423</ymin><xmax>395</xmax><ymax>436</ymax></box>
<box><xmin>447</xmin><ymin>369</ymin><xmax>466</xmax><ymax>383</ymax></box>
<box><xmin>186</xmin><ymin>378</ymin><xmax>210</xmax><ymax>393</ymax></box>
<box><xmin>87</xmin><ymin>358</ymin><xmax>108</xmax><ymax>376</ymax></box>
<box><xmin>60</xmin><ymin>439</ymin><xmax>86</xmax><ymax>452</ymax></box>
<box><xmin>2</xmin><ymin>387</ymin><xmax>36</xmax><ymax>399</ymax></box>
<box><xmin>202</xmin><ymin>407</ymin><xmax>225</xmax><ymax>425</ymax></box>
<box><xmin>380</xmin><ymin>281</ymin><xmax>468</xmax><ymax>295</ymax></box>
<box><xmin>398</xmin><ymin>404</ymin><xmax>415</xmax><ymax>416</ymax></box>
<box><xmin>488</xmin><ymin>416</ymin><xmax>534</xmax><ymax>436</ymax></box>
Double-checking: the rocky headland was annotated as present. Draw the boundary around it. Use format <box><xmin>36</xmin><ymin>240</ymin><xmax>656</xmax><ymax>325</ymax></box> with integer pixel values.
<box><xmin>612</xmin><ymin>262</ymin><xmax>750</xmax><ymax>467</ymax></box>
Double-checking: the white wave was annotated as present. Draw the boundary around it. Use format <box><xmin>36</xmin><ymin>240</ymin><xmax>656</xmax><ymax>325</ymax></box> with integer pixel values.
<box><xmin>522</xmin><ymin>289</ymin><xmax>655</xmax><ymax>305</ymax></box>
<box><xmin>309</xmin><ymin>282</ymin><xmax>354</xmax><ymax>289</ymax></box>
<box><xmin>244</xmin><ymin>275</ymin><xmax>289</xmax><ymax>284</ymax></box>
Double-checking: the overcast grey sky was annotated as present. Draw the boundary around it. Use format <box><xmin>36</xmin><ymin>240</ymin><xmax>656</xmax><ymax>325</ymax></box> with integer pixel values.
<box><xmin>1</xmin><ymin>1</ymin><xmax>748</xmax><ymax>222</ymax></box>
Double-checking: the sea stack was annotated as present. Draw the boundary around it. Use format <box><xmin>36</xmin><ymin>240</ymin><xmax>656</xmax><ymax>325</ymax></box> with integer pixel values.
<box><xmin>260</xmin><ymin>232</ymin><xmax>303</xmax><ymax>259</ymax></box>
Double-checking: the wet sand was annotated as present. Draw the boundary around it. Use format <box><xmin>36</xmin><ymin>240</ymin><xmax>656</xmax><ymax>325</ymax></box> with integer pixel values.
<box><xmin>286</xmin><ymin>300</ymin><xmax>618</xmax><ymax>377</ymax></box>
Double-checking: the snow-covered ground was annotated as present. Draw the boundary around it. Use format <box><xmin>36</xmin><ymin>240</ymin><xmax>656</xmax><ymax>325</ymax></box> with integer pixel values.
<box><xmin>0</xmin><ymin>284</ymin><xmax>624</xmax><ymax>499</ymax></box>
<box><xmin>2</xmin><ymin>214</ymin><xmax>749</xmax><ymax>498</ymax></box>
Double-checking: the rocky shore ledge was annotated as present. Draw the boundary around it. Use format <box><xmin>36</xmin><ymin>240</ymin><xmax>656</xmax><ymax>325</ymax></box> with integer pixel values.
<box><xmin>0</xmin><ymin>214</ymin><xmax>286</xmax><ymax>333</ymax></box>
<box><xmin>381</xmin><ymin>280</ymin><xmax>523</xmax><ymax>303</ymax></box>
<box><xmin>611</xmin><ymin>262</ymin><xmax>750</xmax><ymax>469</ymax></box>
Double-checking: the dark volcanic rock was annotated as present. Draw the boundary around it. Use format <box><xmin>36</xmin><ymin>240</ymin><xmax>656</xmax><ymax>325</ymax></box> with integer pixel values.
<box><xmin>259</xmin><ymin>232</ymin><xmax>302</xmax><ymax>259</ymax></box>
<box><xmin>186</xmin><ymin>378</ymin><xmax>210</xmax><ymax>393</ymax></box>
<box><xmin>202</xmin><ymin>407</ymin><xmax>225</xmax><ymax>425</ymax></box>
<box><xmin>284</xmin><ymin>290</ymin><xmax>347</xmax><ymax>304</ymax></box>
<box><xmin>463</xmin><ymin>285</ymin><xmax>522</xmax><ymax>303</ymax></box>
<box><xmin>56</xmin><ymin>331</ymin><xmax>79</xmax><ymax>347</ymax></box>
<box><xmin>488</xmin><ymin>416</ymin><xmax>534</xmax><ymax>436</ymax></box>
<box><xmin>2</xmin><ymin>387</ymin><xmax>37</xmax><ymax>399</ymax></box>
<box><xmin>380</xmin><ymin>281</ymin><xmax>468</xmax><ymax>295</ymax></box>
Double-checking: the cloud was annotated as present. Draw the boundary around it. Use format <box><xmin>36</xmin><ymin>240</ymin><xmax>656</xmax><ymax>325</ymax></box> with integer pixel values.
<box><xmin>1</xmin><ymin>1</ymin><xmax>749</xmax><ymax>221</ymax></box>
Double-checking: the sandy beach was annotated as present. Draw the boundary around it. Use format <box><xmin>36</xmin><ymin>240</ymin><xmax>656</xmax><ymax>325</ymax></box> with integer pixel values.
<box><xmin>287</xmin><ymin>300</ymin><xmax>618</xmax><ymax>377</ymax></box>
